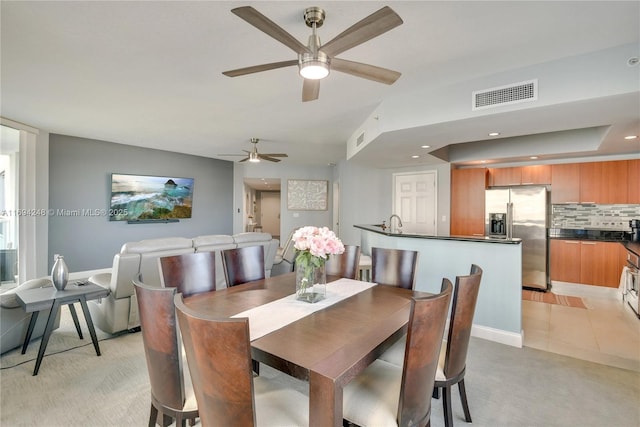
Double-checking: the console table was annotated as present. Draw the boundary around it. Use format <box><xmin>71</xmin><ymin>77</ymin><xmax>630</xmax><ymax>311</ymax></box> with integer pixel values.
<box><xmin>16</xmin><ymin>282</ymin><xmax>110</xmax><ymax>375</ymax></box>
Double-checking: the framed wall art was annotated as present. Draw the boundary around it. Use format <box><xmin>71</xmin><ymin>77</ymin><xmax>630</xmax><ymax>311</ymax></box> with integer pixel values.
<box><xmin>287</xmin><ymin>179</ymin><xmax>328</xmax><ymax>211</ymax></box>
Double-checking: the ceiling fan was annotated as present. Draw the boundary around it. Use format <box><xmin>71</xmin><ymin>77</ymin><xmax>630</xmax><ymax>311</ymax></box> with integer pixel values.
<box><xmin>219</xmin><ymin>138</ymin><xmax>288</xmax><ymax>163</ymax></box>
<box><xmin>222</xmin><ymin>5</ymin><xmax>403</xmax><ymax>102</ymax></box>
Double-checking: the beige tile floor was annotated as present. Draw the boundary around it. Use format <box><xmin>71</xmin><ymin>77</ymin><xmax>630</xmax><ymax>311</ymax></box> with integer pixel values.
<box><xmin>522</xmin><ymin>282</ymin><xmax>640</xmax><ymax>372</ymax></box>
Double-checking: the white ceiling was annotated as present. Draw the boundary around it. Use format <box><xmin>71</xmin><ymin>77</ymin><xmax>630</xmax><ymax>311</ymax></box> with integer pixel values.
<box><xmin>1</xmin><ymin>1</ymin><xmax>639</xmax><ymax>169</ymax></box>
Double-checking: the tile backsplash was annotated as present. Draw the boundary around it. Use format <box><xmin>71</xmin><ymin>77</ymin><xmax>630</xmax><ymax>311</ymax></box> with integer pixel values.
<box><xmin>552</xmin><ymin>204</ymin><xmax>640</xmax><ymax>230</ymax></box>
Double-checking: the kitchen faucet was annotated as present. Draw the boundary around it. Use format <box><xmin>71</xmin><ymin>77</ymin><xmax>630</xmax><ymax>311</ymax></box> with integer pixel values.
<box><xmin>389</xmin><ymin>214</ymin><xmax>403</xmax><ymax>233</ymax></box>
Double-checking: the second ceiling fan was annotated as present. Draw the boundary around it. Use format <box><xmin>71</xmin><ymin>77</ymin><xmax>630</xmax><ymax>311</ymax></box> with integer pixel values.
<box><xmin>222</xmin><ymin>5</ymin><xmax>403</xmax><ymax>102</ymax></box>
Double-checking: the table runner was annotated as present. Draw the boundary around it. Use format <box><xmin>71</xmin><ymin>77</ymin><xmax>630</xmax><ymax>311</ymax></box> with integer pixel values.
<box><xmin>232</xmin><ymin>278</ymin><xmax>377</xmax><ymax>341</ymax></box>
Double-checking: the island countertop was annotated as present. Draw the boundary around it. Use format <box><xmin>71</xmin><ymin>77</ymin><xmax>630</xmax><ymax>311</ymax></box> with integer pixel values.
<box><xmin>354</xmin><ymin>224</ymin><xmax>521</xmax><ymax>244</ymax></box>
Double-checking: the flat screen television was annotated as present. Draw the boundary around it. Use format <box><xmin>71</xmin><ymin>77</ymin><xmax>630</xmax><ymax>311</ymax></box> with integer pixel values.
<box><xmin>109</xmin><ymin>173</ymin><xmax>194</xmax><ymax>221</ymax></box>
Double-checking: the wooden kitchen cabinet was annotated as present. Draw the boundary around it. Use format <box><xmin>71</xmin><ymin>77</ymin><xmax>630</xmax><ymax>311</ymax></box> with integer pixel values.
<box><xmin>551</xmin><ymin>163</ymin><xmax>581</xmax><ymax>203</ymax></box>
<box><xmin>550</xmin><ymin>239</ymin><xmax>581</xmax><ymax>283</ymax></box>
<box><xmin>489</xmin><ymin>165</ymin><xmax>551</xmax><ymax>187</ymax></box>
<box><xmin>580</xmin><ymin>161</ymin><xmax>628</xmax><ymax>204</ymax></box>
<box><xmin>451</xmin><ymin>168</ymin><xmax>487</xmax><ymax>236</ymax></box>
<box><xmin>579</xmin><ymin>241</ymin><xmax>626</xmax><ymax>288</ymax></box>
<box><xmin>520</xmin><ymin>165</ymin><xmax>551</xmax><ymax>185</ymax></box>
<box><xmin>551</xmin><ymin>239</ymin><xmax>626</xmax><ymax>287</ymax></box>
<box><xmin>628</xmin><ymin>159</ymin><xmax>640</xmax><ymax>204</ymax></box>
<box><xmin>489</xmin><ymin>167</ymin><xmax>521</xmax><ymax>186</ymax></box>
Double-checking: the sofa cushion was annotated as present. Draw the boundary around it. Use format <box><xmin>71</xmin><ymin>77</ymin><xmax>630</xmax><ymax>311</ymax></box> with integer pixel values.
<box><xmin>193</xmin><ymin>235</ymin><xmax>236</xmax><ymax>252</ymax></box>
<box><xmin>232</xmin><ymin>232</ymin><xmax>272</xmax><ymax>244</ymax></box>
<box><xmin>121</xmin><ymin>237</ymin><xmax>194</xmax><ymax>254</ymax></box>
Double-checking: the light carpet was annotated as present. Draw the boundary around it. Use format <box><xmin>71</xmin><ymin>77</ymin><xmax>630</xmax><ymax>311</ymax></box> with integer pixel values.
<box><xmin>1</xmin><ymin>306</ymin><xmax>638</xmax><ymax>427</ymax></box>
<box><xmin>522</xmin><ymin>289</ymin><xmax>587</xmax><ymax>308</ymax></box>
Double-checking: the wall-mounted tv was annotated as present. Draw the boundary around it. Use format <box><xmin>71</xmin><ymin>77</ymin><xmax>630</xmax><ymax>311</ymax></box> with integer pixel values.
<box><xmin>110</xmin><ymin>173</ymin><xmax>194</xmax><ymax>221</ymax></box>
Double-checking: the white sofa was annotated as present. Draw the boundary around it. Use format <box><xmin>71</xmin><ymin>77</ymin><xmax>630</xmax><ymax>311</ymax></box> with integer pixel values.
<box><xmin>0</xmin><ymin>278</ymin><xmax>61</xmax><ymax>355</ymax></box>
<box><xmin>87</xmin><ymin>232</ymin><xmax>278</xmax><ymax>334</ymax></box>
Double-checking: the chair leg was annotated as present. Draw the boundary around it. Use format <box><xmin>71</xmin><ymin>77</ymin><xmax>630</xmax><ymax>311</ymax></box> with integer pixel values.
<box><xmin>148</xmin><ymin>404</ymin><xmax>158</xmax><ymax>427</ymax></box>
<box><xmin>175</xmin><ymin>413</ymin><xmax>185</xmax><ymax>427</ymax></box>
<box><xmin>189</xmin><ymin>417</ymin><xmax>196</xmax><ymax>426</ymax></box>
<box><xmin>458</xmin><ymin>379</ymin><xmax>472</xmax><ymax>422</ymax></box>
<box><xmin>443</xmin><ymin>385</ymin><xmax>453</xmax><ymax>427</ymax></box>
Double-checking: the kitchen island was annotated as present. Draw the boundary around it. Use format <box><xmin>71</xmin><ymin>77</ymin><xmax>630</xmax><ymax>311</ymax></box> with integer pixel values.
<box><xmin>355</xmin><ymin>224</ymin><xmax>523</xmax><ymax>347</ymax></box>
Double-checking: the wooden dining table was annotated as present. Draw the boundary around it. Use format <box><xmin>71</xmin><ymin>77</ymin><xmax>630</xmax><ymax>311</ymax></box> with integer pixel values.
<box><xmin>184</xmin><ymin>272</ymin><xmax>428</xmax><ymax>427</ymax></box>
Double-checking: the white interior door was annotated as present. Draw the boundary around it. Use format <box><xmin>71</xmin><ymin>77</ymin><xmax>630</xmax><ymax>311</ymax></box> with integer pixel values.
<box><xmin>393</xmin><ymin>171</ymin><xmax>437</xmax><ymax>235</ymax></box>
<box><xmin>260</xmin><ymin>191</ymin><xmax>281</xmax><ymax>238</ymax></box>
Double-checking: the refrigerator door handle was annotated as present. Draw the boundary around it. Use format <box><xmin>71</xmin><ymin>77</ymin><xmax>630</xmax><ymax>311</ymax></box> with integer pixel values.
<box><xmin>506</xmin><ymin>202</ymin><xmax>514</xmax><ymax>240</ymax></box>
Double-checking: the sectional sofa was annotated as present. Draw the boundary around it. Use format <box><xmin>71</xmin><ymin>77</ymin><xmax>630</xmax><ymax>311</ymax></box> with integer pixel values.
<box><xmin>87</xmin><ymin>232</ymin><xmax>278</xmax><ymax>334</ymax></box>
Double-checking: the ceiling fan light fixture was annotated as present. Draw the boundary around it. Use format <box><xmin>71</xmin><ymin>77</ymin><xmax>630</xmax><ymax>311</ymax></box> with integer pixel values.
<box><xmin>299</xmin><ymin>51</ymin><xmax>330</xmax><ymax>80</ymax></box>
<box><xmin>248</xmin><ymin>152</ymin><xmax>260</xmax><ymax>163</ymax></box>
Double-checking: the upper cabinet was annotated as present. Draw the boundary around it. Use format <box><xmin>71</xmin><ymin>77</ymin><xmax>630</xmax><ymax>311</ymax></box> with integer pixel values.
<box><xmin>628</xmin><ymin>159</ymin><xmax>640</xmax><ymax>204</ymax></box>
<box><xmin>580</xmin><ymin>160</ymin><xmax>628</xmax><ymax>204</ymax></box>
<box><xmin>551</xmin><ymin>163</ymin><xmax>581</xmax><ymax>203</ymax></box>
<box><xmin>451</xmin><ymin>168</ymin><xmax>487</xmax><ymax>237</ymax></box>
<box><xmin>552</xmin><ymin>160</ymin><xmax>631</xmax><ymax>204</ymax></box>
<box><xmin>489</xmin><ymin>165</ymin><xmax>550</xmax><ymax>186</ymax></box>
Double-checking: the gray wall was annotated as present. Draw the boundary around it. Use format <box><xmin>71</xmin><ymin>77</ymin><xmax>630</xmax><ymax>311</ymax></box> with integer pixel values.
<box><xmin>337</xmin><ymin>159</ymin><xmax>452</xmax><ymax>248</ymax></box>
<box><xmin>48</xmin><ymin>134</ymin><xmax>234</xmax><ymax>271</ymax></box>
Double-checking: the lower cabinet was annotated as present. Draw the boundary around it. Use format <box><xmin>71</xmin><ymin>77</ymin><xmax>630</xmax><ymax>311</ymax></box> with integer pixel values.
<box><xmin>550</xmin><ymin>240</ymin><xmax>626</xmax><ymax>288</ymax></box>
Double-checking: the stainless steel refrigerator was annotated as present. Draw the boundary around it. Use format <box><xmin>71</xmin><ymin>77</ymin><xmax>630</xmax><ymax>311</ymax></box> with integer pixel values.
<box><xmin>485</xmin><ymin>186</ymin><xmax>549</xmax><ymax>291</ymax></box>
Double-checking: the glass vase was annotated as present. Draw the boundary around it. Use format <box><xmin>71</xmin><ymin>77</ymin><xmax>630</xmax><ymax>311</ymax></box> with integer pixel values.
<box><xmin>296</xmin><ymin>263</ymin><xmax>326</xmax><ymax>303</ymax></box>
<box><xmin>51</xmin><ymin>255</ymin><xmax>69</xmax><ymax>291</ymax></box>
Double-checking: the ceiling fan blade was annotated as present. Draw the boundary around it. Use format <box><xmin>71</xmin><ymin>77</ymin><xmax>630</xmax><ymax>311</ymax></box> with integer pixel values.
<box><xmin>331</xmin><ymin>58</ymin><xmax>401</xmax><ymax>85</ymax></box>
<box><xmin>231</xmin><ymin>6</ymin><xmax>310</xmax><ymax>55</ymax></box>
<box><xmin>238</xmin><ymin>157</ymin><xmax>249</xmax><ymax>162</ymax></box>
<box><xmin>261</xmin><ymin>153</ymin><xmax>288</xmax><ymax>157</ymax></box>
<box><xmin>302</xmin><ymin>79</ymin><xmax>320</xmax><ymax>102</ymax></box>
<box><xmin>258</xmin><ymin>154</ymin><xmax>282</xmax><ymax>162</ymax></box>
<box><xmin>218</xmin><ymin>154</ymin><xmax>246</xmax><ymax>156</ymax></box>
<box><xmin>320</xmin><ymin>6</ymin><xmax>403</xmax><ymax>57</ymax></box>
<box><xmin>222</xmin><ymin>60</ymin><xmax>298</xmax><ymax>77</ymax></box>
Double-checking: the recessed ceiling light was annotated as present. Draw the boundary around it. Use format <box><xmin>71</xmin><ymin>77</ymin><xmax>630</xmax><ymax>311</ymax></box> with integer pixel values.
<box><xmin>530</xmin><ymin>156</ymin><xmax>538</xmax><ymax>160</ymax></box>
<box><xmin>488</xmin><ymin>132</ymin><xmax>500</xmax><ymax>137</ymax></box>
<box><xmin>411</xmin><ymin>155</ymin><xmax>420</xmax><ymax>159</ymax></box>
<box><xmin>624</xmin><ymin>135</ymin><xmax>637</xmax><ymax>140</ymax></box>
<box><xmin>421</xmin><ymin>145</ymin><xmax>430</xmax><ymax>149</ymax></box>
<box><xmin>480</xmin><ymin>160</ymin><xmax>487</xmax><ymax>163</ymax></box>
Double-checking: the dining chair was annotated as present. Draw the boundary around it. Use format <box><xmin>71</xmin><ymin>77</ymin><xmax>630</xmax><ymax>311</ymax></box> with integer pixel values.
<box><xmin>325</xmin><ymin>245</ymin><xmax>361</xmax><ymax>279</ymax></box>
<box><xmin>133</xmin><ymin>278</ymin><xmax>198</xmax><ymax>427</ymax></box>
<box><xmin>222</xmin><ymin>245</ymin><xmax>265</xmax><ymax>287</ymax></box>
<box><xmin>342</xmin><ymin>278</ymin><xmax>453</xmax><ymax>427</ymax></box>
<box><xmin>173</xmin><ymin>293</ymin><xmax>309</xmax><ymax>427</ymax></box>
<box><xmin>159</xmin><ymin>251</ymin><xmax>216</xmax><ymax>298</ymax></box>
<box><xmin>434</xmin><ymin>264</ymin><xmax>483</xmax><ymax>427</ymax></box>
<box><xmin>371</xmin><ymin>247</ymin><xmax>419</xmax><ymax>289</ymax></box>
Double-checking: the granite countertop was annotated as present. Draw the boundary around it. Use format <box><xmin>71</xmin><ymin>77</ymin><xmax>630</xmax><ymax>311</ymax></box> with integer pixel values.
<box><xmin>354</xmin><ymin>224</ymin><xmax>522</xmax><ymax>244</ymax></box>
<box><xmin>548</xmin><ymin>228</ymin><xmax>631</xmax><ymax>242</ymax></box>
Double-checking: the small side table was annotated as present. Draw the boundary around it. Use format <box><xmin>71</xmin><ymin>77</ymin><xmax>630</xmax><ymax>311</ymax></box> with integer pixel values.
<box><xmin>16</xmin><ymin>282</ymin><xmax>110</xmax><ymax>375</ymax></box>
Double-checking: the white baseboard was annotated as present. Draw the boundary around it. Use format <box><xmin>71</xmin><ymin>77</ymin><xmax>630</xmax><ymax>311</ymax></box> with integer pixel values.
<box><xmin>471</xmin><ymin>324</ymin><xmax>523</xmax><ymax>348</ymax></box>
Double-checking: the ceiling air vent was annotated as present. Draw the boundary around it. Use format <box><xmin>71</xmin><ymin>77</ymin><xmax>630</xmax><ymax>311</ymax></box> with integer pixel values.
<box><xmin>472</xmin><ymin>79</ymin><xmax>538</xmax><ymax>111</ymax></box>
<box><xmin>356</xmin><ymin>132</ymin><xmax>365</xmax><ymax>146</ymax></box>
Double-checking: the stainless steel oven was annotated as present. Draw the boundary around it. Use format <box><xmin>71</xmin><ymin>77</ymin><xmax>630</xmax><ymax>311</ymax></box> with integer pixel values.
<box><xmin>624</xmin><ymin>250</ymin><xmax>640</xmax><ymax>318</ymax></box>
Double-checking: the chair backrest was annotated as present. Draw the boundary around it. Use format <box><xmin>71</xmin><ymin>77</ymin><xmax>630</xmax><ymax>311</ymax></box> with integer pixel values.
<box><xmin>398</xmin><ymin>278</ymin><xmax>453</xmax><ymax>426</ymax></box>
<box><xmin>133</xmin><ymin>278</ymin><xmax>187</xmax><ymax>412</ymax></box>
<box><xmin>222</xmin><ymin>245</ymin><xmax>265</xmax><ymax>287</ymax></box>
<box><xmin>159</xmin><ymin>251</ymin><xmax>217</xmax><ymax>298</ymax></box>
<box><xmin>443</xmin><ymin>264</ymin><xmax>483</xmax><ymax>379</ymax></box>
<box><xmin>174</xmin><ymin>294</ymin><xmax>257</xmax><ymax>427</ymax></box>
<box><xmin>325</xmin><ymin>245</ymin><xmax>361</xmax><ymax>279</ymax></box>
<box><xmin>371</xmin><ymin>247</ymin><xmax>419</xmax><ymax>289</ymax></box>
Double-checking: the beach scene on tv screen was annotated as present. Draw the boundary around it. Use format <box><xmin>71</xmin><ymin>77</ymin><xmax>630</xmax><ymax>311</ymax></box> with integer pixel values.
<box><xmin>110</xmin><ymin>174</ymin><xmax>194</xmax><ymax>221</ymax></box>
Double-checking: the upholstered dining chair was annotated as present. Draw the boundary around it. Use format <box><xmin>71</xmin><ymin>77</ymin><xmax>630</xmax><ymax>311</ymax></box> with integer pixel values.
<box><xmin>133</xmin><ymin>278</ymin><xmax>198</xmax><ymax>427</ymax></box>
<box><xmin>342</xmin><ymin>279</ymin><xmax>453</xmax><ymax>427</ymax></box>
<box><xmin>173</xmin><ymin>293</ymin><xmax>309</xmax><ymax>427</ymax></box>
<box><xmin>159</xmin><ymin>251</ymin><xmax>217</xmax><ymax>298</ymax></box>
<box><xmin>222</xmin><ymin>245</ymin><xmax>265</xmax><ymax>287</ymax></box>
<box><xmin>371</xmin><ymin>247</ymin><xmax>419</xmax><ymax>289</ymax></box>
<box><xmin>325</xmin><ymin>245</ymin><xmax>361</xmax><ymax>279</ymax></box>
<box><xmin>433</xmin><ymin>264</ymin><xmax>483</xmax><ymax>427</ymax></box>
